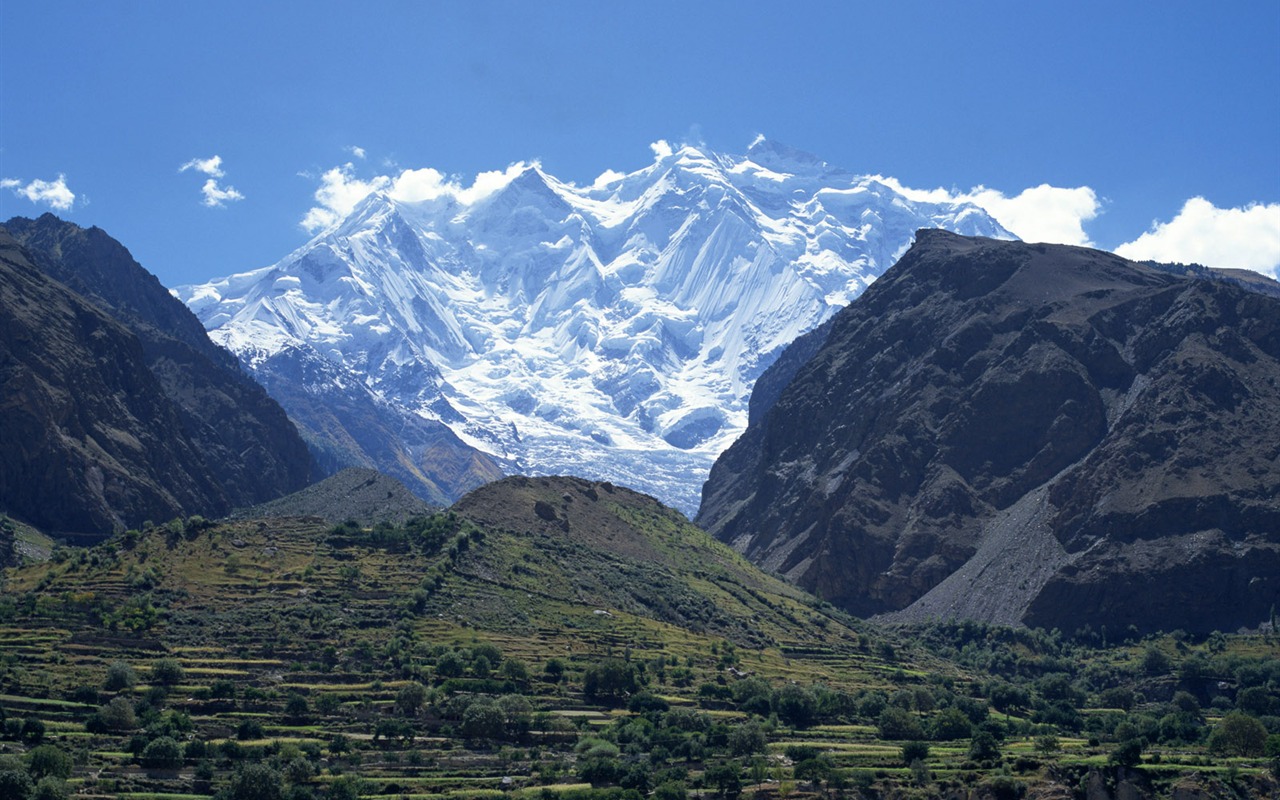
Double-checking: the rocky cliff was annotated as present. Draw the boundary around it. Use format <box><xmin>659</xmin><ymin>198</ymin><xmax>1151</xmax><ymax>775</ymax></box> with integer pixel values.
<box><xmin>698</xmin><ymin>230</ymin><xmax>1280</xmax><ymax>634</ymax></box>
<box><xmin>4</xmin><ymin>215</ymin><xmax>316</xmax><ymax>514</ymax></box>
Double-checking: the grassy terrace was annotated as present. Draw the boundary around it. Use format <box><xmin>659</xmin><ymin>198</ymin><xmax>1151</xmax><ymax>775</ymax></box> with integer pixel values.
<box><xmin>0</xmin><ymin>512</ymin><xmax>1277</xmax><ymax>799</ymax></box>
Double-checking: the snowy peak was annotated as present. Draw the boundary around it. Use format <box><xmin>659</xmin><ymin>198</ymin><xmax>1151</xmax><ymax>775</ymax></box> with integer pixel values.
<box><xmin>179</xmin><ymin>140</ymin><xmax>1013</xmax><ymax>512</ymax></box>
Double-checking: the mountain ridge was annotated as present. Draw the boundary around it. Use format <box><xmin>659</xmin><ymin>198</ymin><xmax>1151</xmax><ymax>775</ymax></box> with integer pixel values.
<box><xmin>179</xmin><ymin>140</ymin><xmax>1012</xmax><ymax>511</ymax></box>
<box><xmin>698</xmin><ymin>230</ymin><xmax>1280</xmax><ymax>634</ymax></box>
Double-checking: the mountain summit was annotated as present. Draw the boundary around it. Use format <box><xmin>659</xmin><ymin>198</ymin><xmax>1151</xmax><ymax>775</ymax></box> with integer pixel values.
<box><xmin>698</xmin><ymin>230</ymin><xmax>1280</xmax><ymax>634</ymax></box>
<box><xmin>180</xmin><ymin>141</ymin><xmax>1010</xmax><ymax>511</ymax></box>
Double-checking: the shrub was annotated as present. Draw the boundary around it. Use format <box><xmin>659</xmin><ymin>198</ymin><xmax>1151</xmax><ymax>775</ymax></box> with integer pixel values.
<box><xmin>32</xmin><ymin>776</ymin><xmax>68</xmax><ymax>800</ymax></box>
<box><xmin>226</xmin><ymin>763</ymin><xmax>284</xmax><ymax>800</ymax></box>
<box><xmin>141</xmin><ymin>736</ymin><xmax>183</xmax><ymax>769</ymax></box>
<box><xmin>27</xmin><ymin>745</ymin><xmax>73</xmax><ymax>779</ymax></box>
<box><xmin>901</xmin><ymin>740</ymin><xmax>930</xmax><ymax>764</ymax></box>
<box><xmin>773</xmin><ymin>684</ymin><xmax>818</xmax><ymax>728</ymax></box>
<box><xmin>104</xmin><ymin>661</ymin><xmax>137</xmax><ymax>691</ymax></box>
<box><xmin>151</xmin><ymin>658</ymin><xmax>184</xmax><ymax>686</ymax></box>
<box><xmin>878</xmin><ymin>706</ymin><xmax>924</xmax><ymax>740</ymax></box>
<box><xmin>0</xmin><ymin>770</ymin><xmax>34</xmax><ymax>800</ymax></box>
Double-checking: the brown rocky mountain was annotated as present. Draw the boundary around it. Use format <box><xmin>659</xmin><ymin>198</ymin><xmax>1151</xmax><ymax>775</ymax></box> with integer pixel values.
<box><xmin>698</xmin><ymin>230</ymin><xmax>1280</xmax><ymax>635</ymax></box>
<box><xmin>0</xmin><ymin>229</ymin><xmax>232</xmax><ymax>533</ymax></box>
<box><xmin>0</xmin><ymin>215</ymin><xmax>325</xmax><ymax>535</ymax></box>
<box><xmin>5</xmin><ymin>214</ymin><xmax>316</xmax><ymax>517</ymax></box>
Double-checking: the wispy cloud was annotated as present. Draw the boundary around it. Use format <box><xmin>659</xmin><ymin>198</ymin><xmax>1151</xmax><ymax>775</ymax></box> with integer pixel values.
<box><xmin>1115</xmin><ymin>198</ymin><xmax>1280</xmax><ymax>278</ymax></box>
<box><xmin>346</xmin><ymin>145</ymin><xmax>367</xmax><ymax>160</ymax></box>
<box><xmin>179</xmin><ymin>155</ymin><xmax>226</xmax><ymax>178</ymax></box>
<box><xmin>874</xmin><ymin>176</ymin><xmax>1101</xmax><ymax>247</ymax></box>
<box><xmin>180</xmin><ymin>155</ymin><xmax>244</xmax><ymax>207</ymax></box>
<box><xmin>1</xmin><ymin>174</ymin><xmax>77</xmax><ymax>211</ymax></box>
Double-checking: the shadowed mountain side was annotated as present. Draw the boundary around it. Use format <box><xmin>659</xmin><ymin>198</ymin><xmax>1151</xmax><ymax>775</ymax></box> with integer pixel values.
<box><xmin>699</xmin><ymin>230</ymin><xmax>1280</xmax><ymax>634</ymax></box>
<box><xmin>5</xmin><ymin>214</ymin><xmax>316</xmax><ymax>508</ymax></box>
<box><xmin>0</xmin><ymin>231</ymin><xmax>228</xmax><ymax>533</ymax></box>
<box><xmin>245</xmin><ymin>344</ymin><xmax>505</xmax><ymax>506</ymax></box>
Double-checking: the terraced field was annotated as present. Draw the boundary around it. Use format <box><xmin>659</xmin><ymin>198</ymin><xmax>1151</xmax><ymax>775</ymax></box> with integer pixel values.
<box><xmin>0</xmin><ymin>485</ymin><xmax>1277</xmax><ymax>799</ymax></box>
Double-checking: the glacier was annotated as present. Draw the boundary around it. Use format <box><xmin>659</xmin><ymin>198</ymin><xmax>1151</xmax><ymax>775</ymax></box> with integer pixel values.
<box><xmin>178</xmin><ymin>139</ymin><xmax>1013</xmax><ymax>514</ymax></box>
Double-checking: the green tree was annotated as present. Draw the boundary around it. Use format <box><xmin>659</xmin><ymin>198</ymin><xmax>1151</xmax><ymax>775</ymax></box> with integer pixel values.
<box><xmin>151</xmin><ymin>657</ymin><xmax>184</xmax><ymax>686</ymax></box>
<box><xmin>583</xmin><ymin>659</ymin><xmax>640</xmax><ymax>706</ymax></box>
<box><xmin>435</xmin><ymin>650</ymin><xmax>465</xmax><ymax>678</ymax></box>
<box><xmin>704</xmin><ymin>761</ymin><xmax>742</xmax><ymax>800</ymax></box>
<box><xmin>141</xmin><ymin>736</ymin><xmax>183</xmax><ymax>769</ymax></box>
<box><xmin>99</xmin><ymin>696</ymin><xmax>137</xmax><ymax>731</ymax></box>
<box><xmin>969</xmin><ymin>730</ymin><xmax>1001</xmax><ymax>763</ymax></box>
<box><xmin>0</xmin><ymin>770</ymin><xmax>34</xmax><ymax>800</ymax></box>
<box><xmin>395</xmin><ymin>682</ymin><xmax>427</xmax><ymax>716</ymax></box>
<box><xmin>284</xmin><ymin>693</ymin><xmax>310</xmax><ymax>722</ymax></box>
<box><xmin>104</xmin><ymin>660</ymin><xmax>137</xmax><ymax>691</ymax></box>
<box><xmin>773</xmin><ymin>684</ymin><xmax>819</xmax><ymax>728</ymax></box>
<box><xmin>27</xmin><ymin>745</ymin><xmax>73</xmax><ymax>779</ymax></box>
<box><xmin>1208</xmin><ymin>712</ymin><xmax>1268</xmax><ymax>757</ymax></box>
<box><xmin>878</xmin><ymin>706</ymin><xmax>924</xmax><ymax>740</ymax></box>
<box><xmin>900</xmin><ymin>741</ymin><xmax>930</xmax><ymax>765</ymax></box>
<box><xmin>728</xmin><ymin>720</ymin><xmax>766</xmax><ymax>757</ymax></box>
<box><xmin>32</xmin><ymin>777</ymin><xmax>68</xmax><ymax>800</ymax></box>
<box><xmin>461</xmin><ymin>697</ymin><xmax>505</xmax><ymax>740</ymax></box>
<box><xmin>1110</xmin><ymin>738</ymin><xmax>1144</xmax><ymax>767</ymax></box>
<box><xmin>226</xmin><ymin>763</ymin><xmax>284</xmax><ymax>800</ymax></box>
<box><xmin>929</xmin><ymin>707</ymin><xmax>972</xmax><ymax>740</ymax></box>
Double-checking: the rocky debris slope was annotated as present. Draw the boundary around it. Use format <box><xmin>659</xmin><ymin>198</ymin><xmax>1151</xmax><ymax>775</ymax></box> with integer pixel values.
<box><xmin>698</xmin><ymin>230</ymin><xmax>1280</xmax><ymax>634</ymax></box>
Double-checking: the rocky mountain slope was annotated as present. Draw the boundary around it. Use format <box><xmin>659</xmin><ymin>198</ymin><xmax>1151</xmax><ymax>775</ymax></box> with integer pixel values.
<box><xmin>698</xmin><ymin>230</ymin><xmax>1280</xmax><ymax>634</ymax></box>
<box><xmin>179</xmin><ymin>140</ymin><xmax>1010</xmax><ymax>512</ymax></box>
<box><xmin>5</xmin><ymin>215</ymin><xmax>316</xmax><ymax>512</ymax></box>
<box><xmin>0</xmin><ymin>229</ymin><xmax>229</xmax><ymax>533</ymax></box>
<box><xmin>231</xmin><ymin>466</ymin><xmax>433</xmax><ymax>523</ymax></box>
<box><xmin>0</xmin><ymin>216</ymin><xmax>320</xmax><ymax>535</ymax></box>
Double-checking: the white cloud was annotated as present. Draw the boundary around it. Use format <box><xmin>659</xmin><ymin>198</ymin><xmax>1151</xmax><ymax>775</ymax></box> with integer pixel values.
<box><xmin>180</xmin><ymin>155</ymin><xmax>244</xmax><ymax>207</ymax></box>
<box><xmin>179</xmin><ymin>155</ymin><xmax>225</xmax><ymax>178</ymax></box>
<box><xmin>1</xmin><ymin>174</ymin><xmax>77</xmax><ymax>211</ymax></box>
<box><xmin>1115</xmin><ymin>197</ymin><xmax>1280</xmax><ymax>278</ymax></box>
<box><xmin>591</xmin><ymin>169</ymin><xmax>626</xmax><ymax>190</ymax></box>
<box><xmin>649</xmin><ymin>139</ymin><xmax>674</xmax><ymax>160</ymax></box>
<box><xmin>874</xmin><ymin>176</ymin><xmax>1101</xmax><ymax>246</ymax></box>
<box><xmin>300</xmin><ymin>161</ymin><xmax>532</xmax><ymax>234</ymax></box>
<box><xmin>199</xmin><ymin>178</ymin><xmax>245</xmax><ymax>208</ymax></box>
<box><xmin>347</xmin><ymin>145</ymin><xmax>367</xmax><ymax>160</ymax></box>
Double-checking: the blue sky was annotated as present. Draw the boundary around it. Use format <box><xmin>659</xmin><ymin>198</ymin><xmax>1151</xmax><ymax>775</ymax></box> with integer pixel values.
<box><xmin>2</xmin><ymin>1</ymin><xmax>1278</xmax><ymax>285</ymax></box>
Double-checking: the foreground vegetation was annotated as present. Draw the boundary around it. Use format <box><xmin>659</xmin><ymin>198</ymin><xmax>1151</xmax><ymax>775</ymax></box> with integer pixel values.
<box><xmin>0</xmin><ymin>510</ymin><xmax>1277</xmax><ymax>799</ymax></box>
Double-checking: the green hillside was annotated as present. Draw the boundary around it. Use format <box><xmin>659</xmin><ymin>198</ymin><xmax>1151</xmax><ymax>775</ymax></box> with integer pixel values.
<box><xmin>0</xmin><ymin>477</ymin><xmax>1276</xmax><ymax>799</ymax></box>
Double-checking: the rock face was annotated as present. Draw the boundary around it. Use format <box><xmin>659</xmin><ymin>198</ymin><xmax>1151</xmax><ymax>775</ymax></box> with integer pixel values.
<box><xmin>698</xmin><ymin>230</ymin><xmax>1280</xmax><ymax>634</ymax></box>
<box><xmin>0</xmin><ymin>229</ymin><xmax>225</xmax><ymax>533</ymax></box>
<box><xmin>0</xmin><ymin>217</ymin><xmax>320</xmax><ymax>535</ymax></box>
<box><xmin>5</xmin><ymin>214</ymin><xmax>316</xmax><ymax>513</ymax></box>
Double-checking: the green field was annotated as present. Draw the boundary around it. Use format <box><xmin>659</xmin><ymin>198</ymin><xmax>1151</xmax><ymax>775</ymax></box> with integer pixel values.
<box><xmin>0</xmin><ymin>506</ymin><xmax>1276</xmax><ymax>799</ymax></box>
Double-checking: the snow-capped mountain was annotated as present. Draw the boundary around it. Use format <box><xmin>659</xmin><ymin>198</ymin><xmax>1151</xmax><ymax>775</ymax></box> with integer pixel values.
<box><xmin>179</xmin><ymin>139</ymin><xmax>1012</xmax><ymax>513</ymax></box>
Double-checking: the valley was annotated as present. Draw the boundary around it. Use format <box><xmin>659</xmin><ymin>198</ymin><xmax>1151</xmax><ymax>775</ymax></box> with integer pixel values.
<box><xmin>1</xmin><ymin>491</ymin><xmax>1277</xmax><ymax>800</ymax></box>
